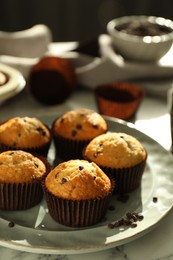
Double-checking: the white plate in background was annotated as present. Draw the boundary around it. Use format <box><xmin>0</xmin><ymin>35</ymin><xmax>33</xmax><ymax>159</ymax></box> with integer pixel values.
<box><xmin>0</xmin><ymin>63</ymin><xmax>26</xmax><ymax>103</ymax></box>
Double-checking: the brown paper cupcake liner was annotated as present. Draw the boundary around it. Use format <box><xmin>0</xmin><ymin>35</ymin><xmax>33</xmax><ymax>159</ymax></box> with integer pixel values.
<box><xmin>0</xmin><ymin>182</ymin><xmax>43</xmax><ymax>210</ymax></box>
<box><xmin>0</xmin><ymin>154</ymin><xmax>51</xmax><ymax>211</ymax></box>
<box><xmin>94</xmin><ymin>82</ymin><xmax>144</xmax><ymax>120</ymax></box>
<box><xmin>53</xmin><ymin>134</ymin><xmax>91</xmax><ymax>160</ymax></box>
<box><xmin>42</xmin><ymin>178</ymin><xmax>115</xmax><ymax>227</ymax></box>
<box><xmin>100</xmin><ymin>160</ymin><xmax>146</xmax><ymax>194</ymax></box>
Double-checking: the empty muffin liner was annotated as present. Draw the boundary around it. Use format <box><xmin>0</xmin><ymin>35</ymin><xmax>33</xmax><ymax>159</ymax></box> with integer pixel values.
<box><xmin>42</xmin><ymin>178</ymin><xmax>115</xmax><ymax>227</ymax></box>
<box><xmin>94</xmin><ymin>82</ymin><xmax>144</xmax><ymax>120</ymax></box>
<box><xmin>53</xmin><ymin>134</ymin><xmax>92</xmax><ymax>160</ymax></box>
<box><xmin>0</xmin><ymin>154</ymin><xmax>51</xmax><ymax>210</ymax></box>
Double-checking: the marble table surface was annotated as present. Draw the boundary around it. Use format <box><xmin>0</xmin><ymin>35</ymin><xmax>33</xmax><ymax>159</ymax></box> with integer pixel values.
<box><xmin>0</xmin><ymin>83</ymin><xmax>173</xmax><ymax>260</ymax></box>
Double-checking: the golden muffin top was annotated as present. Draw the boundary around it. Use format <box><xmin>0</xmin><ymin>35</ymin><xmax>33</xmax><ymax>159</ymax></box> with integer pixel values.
<box><xmin>0</xmin><ymin>150</ymin><xmax>46</xmax><ymax>183</ymax></box>
<box><xmin>83</xmin><ymin>132</ymin><xmax>147</xmax><ymax>168</ymax></box>
<box><xmin>45</xmin><ymin>159</ymin><xmax>112</xmax><ymax>200</ymax></box>
<box><xmin>52</xmin><ymin>108</ymin><xmax>108</xmax><ymax>140</ymax></box>
<box><xmin>0</xmin><ymin>116</ymin><xmax>51</xmax><ymax>148</ymax></box>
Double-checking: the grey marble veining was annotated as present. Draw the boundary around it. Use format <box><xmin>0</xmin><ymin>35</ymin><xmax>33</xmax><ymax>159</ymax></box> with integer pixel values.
<box><xmin>0</xmin><ymin>246</ymin><xmax>128</xmax><ymax>260</ymax></box>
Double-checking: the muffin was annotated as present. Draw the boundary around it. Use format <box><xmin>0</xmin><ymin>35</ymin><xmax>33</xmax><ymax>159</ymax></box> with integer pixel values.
<box><xmin>52</xmin><ymin>108</ymin><xmax>108</xmax><ymax>160</ymax></box>
<box><xmin>0</xmin><ymin>150</ymin><xmax>50</xmax><ymax>210</ymax></box>
<box><xmin>43</xmin><ymin>159</ymin><xmax>114</xmax><ymax>227</ymax></box>
<box><xmin>94</xmin><ymin>82</ymin><xmax>144</xmax><ymax>120</ymax></box>
<box><xmin>29</xmin><ymin>56</ymin><xmax>76</xmax><ymax>105</ymax></box>
<box><xmin>83</xmin><ymin>132</ymin><xmax>147</xmax><ymax>194</ymax></box>
<box><xmin>0</xmin><ymin>116</ymin><xmax>52</xmax><ymax>156</ymax></box>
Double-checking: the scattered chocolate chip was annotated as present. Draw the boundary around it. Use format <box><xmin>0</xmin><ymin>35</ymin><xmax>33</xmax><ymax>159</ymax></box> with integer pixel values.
<box><xmin>153</xmin><ymin>197</ymin><xmax>158</xmax><ymax>203</ymax></box>
<box><xmin>93</xmin><ymin>175</ymin><xmax>97</xmax><ymax>180</ymax></box>
<box><xmin>61</xmin><ymin>177</ymin><xmax>67</xmax><ymax>184</ymax></box>
<box><xmin>113</xmin><ymin>221</ymin><xmax>120</xmax><ymax>227</ymax></box>
<box><xmin>8</xmin><ymin>221</ymin><xmax>15</xmax><ymax>228</ymax></box>
<box><xmin>137</xmin><ymin>214</ymin><xmax>144</xmax><ymax>221</ymax></box>
<box><xmin>79</xmin><ymin>165</ymin><xmax>84</xmax><ymax>170</ymax></box>
<box><xmin>131</xmin><ymin>223</ymin><xmax>137</xmax><ymax>228</ymax></box>
<box><xmin>108</xmin><ymin>211</ymin><xmax>144</xmax><ymax>229</ymax></box>
<box><xmin>71</xmin><ymin>130</ymin><xmax>77</xmax><ymax>137</ymax></box>
<box><xmin>108</xmin><ymin>223</ymin><xmax>115</xmax><ymax>229</ymax></box>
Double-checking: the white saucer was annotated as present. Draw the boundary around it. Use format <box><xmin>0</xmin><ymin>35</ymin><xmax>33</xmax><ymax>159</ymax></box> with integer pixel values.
<box><xmin>0</xmin><ymin>63</ymin><xmax>26</xmax><ymax>103</ymax></box>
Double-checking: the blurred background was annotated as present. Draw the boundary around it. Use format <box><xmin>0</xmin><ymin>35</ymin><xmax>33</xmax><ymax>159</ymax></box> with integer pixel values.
<box><xmin>1</xmin><ymin>0</ymin><xmax>173</xmax><ymax>42</ymax></box>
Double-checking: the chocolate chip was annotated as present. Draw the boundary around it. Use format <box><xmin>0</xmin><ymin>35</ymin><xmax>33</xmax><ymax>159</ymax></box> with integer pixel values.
<box><xmin>137</xmin><ymin>214</ymin><xmax>144</xmax><ymax>221</ymax></box>
<box><xmin>36</xmin><ymin>127</ymin><xmax>46</xmax><ymax>136</ymax></box>
<box><xmin>76</xmin><ymin>124</ymin><xmax>82</xmax><ymax>130</ymax></box>
<box><xmin>153</xmin><ymin>197</ymin><xmax>158</xmax><ymax>203</ymax></box>
<box><xmin>79</xmin><ymin>165</ymin><xmax>84</xmax><ymax>170</ymax></box>
<box><xmin>131</xmin><ymin>223</ymin><xmax>137</xmax><ymax>228</ymax></box>
<box><xmin>108</xmin><ymin>211</ymin><xmax>144</xmax><ymax>229</ymax></box>
<box><xmin>71</xmin><ymin>130</ymin><xmax>77</xmax><ymax>137</ymax></box>
<box><xmin>108</xmin><ymin>223</ymin><xmax>115</xmax><ymax>229</ymax></box>
<box><xmin>34</xmin><ymin>163</ymin><xmax>39</xmax><ymax>168</ymax></box>
<box><xmin>61</xmin><ymin>177</ymin><xmax>67</xmax><ymax>184</ymax></box>
<box><xmin>8</xmin><ymin>221</ymin><xmax>15</xmax><ymax>228</ymax></box>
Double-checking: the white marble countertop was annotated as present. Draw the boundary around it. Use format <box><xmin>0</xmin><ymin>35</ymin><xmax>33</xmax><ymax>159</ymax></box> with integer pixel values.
<box><xmin>0</xmin><ymin>81</ymin><xmax>173</xmax><ymax>260</ymax></box>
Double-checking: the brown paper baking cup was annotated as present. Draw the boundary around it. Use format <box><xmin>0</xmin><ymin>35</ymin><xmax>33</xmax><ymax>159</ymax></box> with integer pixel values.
<box><xmin>100</xmin><ymin>160</ymin><xmax>146</xmax><ymax>194</ymax></box>
<box><xmin>0</xmin><ymin>182</ymin><xmax>43</xmax><ymax>210</ymax></box>
<box><xmin>43</xmin><ymin>178</ymin><xmax>115</xmax><ymax>227</ymax></box>
<box><xmin>0</xmin><ymin>154</ymin><xmax>51</xmax><ymax>211</ymax></box>
<box><xmin>53</xmin><ymin>134</ymin><xmax>91</xmax><ymax>160</ymax></box>
<box><xmin>94</xmin><ymin>82</ymin><xmax>144</xmax><ymax>120</ymax></box>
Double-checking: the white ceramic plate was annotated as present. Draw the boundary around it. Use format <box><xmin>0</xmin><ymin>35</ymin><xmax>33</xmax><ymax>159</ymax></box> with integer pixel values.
<box><xmin>0</xmin><ymin>63</ymin><xmax>26</xmax><ymax>103</ymax></box>
<box><xmin>0</xmin><ymin>115</ymin><xmax>173</xmax><ymax>254</ymax></box>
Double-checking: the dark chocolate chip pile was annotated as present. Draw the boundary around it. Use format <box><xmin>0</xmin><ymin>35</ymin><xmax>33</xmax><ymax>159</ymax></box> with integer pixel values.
<box><xmin>108</xmin><ymin>211</ymin><xmax>144</xmax><ymax>229</ymax></box>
